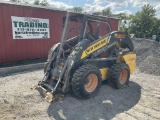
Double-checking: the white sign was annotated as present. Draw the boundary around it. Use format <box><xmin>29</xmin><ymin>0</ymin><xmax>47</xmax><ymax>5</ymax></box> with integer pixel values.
<box><xmin>11</xmin><ymin>16</ymin><xmax>50</xmax><ymax>39</ymax></box>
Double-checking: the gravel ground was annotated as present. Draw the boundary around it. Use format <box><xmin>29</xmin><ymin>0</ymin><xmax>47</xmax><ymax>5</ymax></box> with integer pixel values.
<box><xmin>0</xmin><ymin>69</ymin><xmax>160</xmax><ymax>120</ymax></box>
<box><xmin>0</xmin><ymin>39</ymin><xmax>160</xmax><ymax>120</ymax></box>
<box><xmin>132</xmin><ymin>38</ymin><xmax>160</xmax><ymax>76</ymax></box>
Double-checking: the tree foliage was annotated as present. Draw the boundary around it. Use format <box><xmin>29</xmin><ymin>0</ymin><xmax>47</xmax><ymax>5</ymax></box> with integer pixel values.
<box><xmin>9</xmin><ymin>0</ymin><xmax>48</xmax><ymax>6</ymax></box>
<box><xmin>10</xmin><ymin>0</ymin><xmax>20</xmax><ymax>2</ymax></box>
<box><xmin>33</xmin><ymin>0</ymin><xmax>49</xmax><ymax>6</ymax></box>
<box><xmin>129</xmin><ymin>4</ymin><xmax>156</xmax><ymax>38</ymax></box>
<box><xmin>92</xmin><ymin>5</ymin><xmax>160</xmax><ymax>38</ymax></box>
<box><xmin>92</xmin><ymin>8</ymin><xmax>129</xmax><ymax>33</ymax></box>
<box><xmin>152</xmin><ymin>18</ymin><xmax>160</xmax><ymax>35</ymax></box>
<box><xmin>40</xmin><ymin>0</ymin><xmax>49</xmax><ymax>6</ymax></box>
<box><xmin>34</xmin><ymin>0</ymin><xmax>40</xmax><ymax>5</ymax></box>
<box><xmin>102</xmin><ymin>7</ymin><xmax>112</xmax><ymax>17</ymax></box>
<box><xmin>93</xmin><ymin>12</ymin><xmax>102</xmax><ymax>16</ymax></box>
<box><xmin>93</xmin><ymin>7</ymin><xmax>113</xmax><ymax>17</ymax></box>
<box><xmin>72</xmin><ymin>7</ymin><xmax>83</xmax><ymax>13</ymax></box>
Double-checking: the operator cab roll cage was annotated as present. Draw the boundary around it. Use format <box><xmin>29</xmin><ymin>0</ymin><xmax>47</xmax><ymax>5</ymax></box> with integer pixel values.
<box><xmin>63</xmin><ymin>14</ymin><xmax>112</xmax><ymax>42</ymax></box>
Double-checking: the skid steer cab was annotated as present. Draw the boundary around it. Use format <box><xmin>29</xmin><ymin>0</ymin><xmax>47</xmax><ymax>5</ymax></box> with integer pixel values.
<box><xmin>32</xmin><ymin>14</ymin><xmax>136</xmax><ymax>102</ymax></box>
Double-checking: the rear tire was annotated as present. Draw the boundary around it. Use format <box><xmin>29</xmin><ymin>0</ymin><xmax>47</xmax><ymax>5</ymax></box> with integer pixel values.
<box><xmin>108</xmin><ymin>63</ymin><xmax>130</xmax><ymax>89</ymax></box>
<box><xmin>71</xmin><ymin>64</ymin><xmax>102</xmax><ymax>99</ymax></box>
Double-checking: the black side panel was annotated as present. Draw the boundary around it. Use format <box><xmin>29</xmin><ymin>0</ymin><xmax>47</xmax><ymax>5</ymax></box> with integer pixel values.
<box><xmin>110</xmin><ymin>32</ymin><xmax>134</xmax><ymax>52</ymax></box>
<box><xmin>87</xmin><ymin>60</ymin><xmax>115</xmax><ymax>69</ymax></box>
<box><xmin>121</xmin><ymin>35</ymin><xmax>134</xmax><ymax>52</ymax></box>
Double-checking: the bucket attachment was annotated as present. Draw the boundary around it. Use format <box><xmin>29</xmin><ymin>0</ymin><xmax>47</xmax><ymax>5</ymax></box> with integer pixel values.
<box><xmin>45</xmin><ymin>92</ymin><xmax>54</xmax><ymax>103</ymax></box>
<box><xmin>32</xmin><ymin>81</ymin><xmax>64</xmax><ymax>103</ymax></box>
<box><xmin>31</xmin><ymin>84</ymin><xmax>54</xmax><ymax>103</ymax></box>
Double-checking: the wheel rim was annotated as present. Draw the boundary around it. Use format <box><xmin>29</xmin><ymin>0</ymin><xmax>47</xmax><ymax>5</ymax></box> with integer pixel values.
<box><xmin>84</xmin><ymin>74</ymin><xmax>98</xmax><ymax>92</ymax></box>
<box><xmin>119</xmin><ymin>69</ymin><xmax>128</xmax><ymax>84</ymax></box>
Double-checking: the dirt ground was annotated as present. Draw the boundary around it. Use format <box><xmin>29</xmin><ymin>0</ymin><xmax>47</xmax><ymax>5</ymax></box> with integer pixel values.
<box><xmin>0</xmin><ymin>68</ymin><xmax>160</xmax><ymax>120</ymax></box>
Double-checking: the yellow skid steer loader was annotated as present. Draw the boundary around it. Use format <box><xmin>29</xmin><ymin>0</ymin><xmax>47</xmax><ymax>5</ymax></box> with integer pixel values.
<box><xmin>33</xmin><ymin>14</ymin><xmax>136</xmax><ymax>102</ymax></box>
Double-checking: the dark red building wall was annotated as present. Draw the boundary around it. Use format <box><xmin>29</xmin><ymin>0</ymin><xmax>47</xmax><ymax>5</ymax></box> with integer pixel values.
<box><xmin>0</xmin><ymin>3</ymin><xmax>120</xmax><ymax>63</ymax></box>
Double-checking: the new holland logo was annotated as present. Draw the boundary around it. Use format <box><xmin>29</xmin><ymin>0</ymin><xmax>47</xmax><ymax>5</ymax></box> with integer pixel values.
<box><xmin>85</xmin><ymin>37</ymin><xmax>109</xmax><ymax>55</ymax></box>
<box><xmin>81</xmin><ymin>36</ymin><xmax>109</xmax><ymax>59</ymax></box>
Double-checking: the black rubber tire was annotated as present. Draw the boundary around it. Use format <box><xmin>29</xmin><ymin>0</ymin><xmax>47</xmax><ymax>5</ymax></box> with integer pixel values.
<box><xmin>108</xmin><ymin>63</ymin><xmax>130</xmax><ymax>89</ymax></box>
<box><xmin>71</xmin><ymin>64</ymin><xmax>102</xmax><ymax>99</ymax></box>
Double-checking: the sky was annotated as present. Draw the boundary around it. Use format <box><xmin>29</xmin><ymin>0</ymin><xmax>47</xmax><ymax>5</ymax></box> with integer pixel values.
<box><xmin>51</xmin><ymin>0</ymin><xmax>138</xmax><ymax>15</ymax></box>
<box><xmin>42</xmin><ymin>0</ymin><xmax>160</xmax><ymax>16</ymax></box>
<box><xmin>3</xmin><ymin>0</ymin><xmax>160</xmax><ymax>17</ymax></box>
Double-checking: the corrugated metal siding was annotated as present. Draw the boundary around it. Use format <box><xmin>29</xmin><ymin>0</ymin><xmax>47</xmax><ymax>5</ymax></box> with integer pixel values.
<box><xmin>0</xmin><ymin>3</ymin><xmax>119</xmax><ymax>63</ymax></box>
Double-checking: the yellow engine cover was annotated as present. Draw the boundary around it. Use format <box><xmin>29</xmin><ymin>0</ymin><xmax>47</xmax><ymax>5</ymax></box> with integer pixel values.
<box><xmin>118</xmin><ymin>53</ymin><xmax>136</xmax><ymax>74</ymax></box>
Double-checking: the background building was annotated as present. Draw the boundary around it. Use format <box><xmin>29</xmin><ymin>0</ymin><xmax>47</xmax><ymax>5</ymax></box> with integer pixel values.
<box><xmin>0</xmin><ymin>2</ymin><xmax>120</xmax><ymax>63</ymax></box>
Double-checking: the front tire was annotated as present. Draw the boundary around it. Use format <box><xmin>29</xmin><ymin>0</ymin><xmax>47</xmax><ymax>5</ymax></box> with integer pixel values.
<box><xmin>71</xmin><ymin>64</ymin><xmax>102</xmax><ymax>99</ymax></box>
<box><xmin>108</xmin><ymin>63</ymin><xmax>130</xmax><ymax>89</ymax></box>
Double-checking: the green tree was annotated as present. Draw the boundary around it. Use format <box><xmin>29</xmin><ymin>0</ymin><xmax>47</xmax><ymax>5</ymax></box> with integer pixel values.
<box><xmin>93</xmin><ymin>12</ymin><xmax>102</xmax><ymax>16</ymax></box>
<box><xmin>92</xmin><ymin>7</ymin><xmax>112</xmax><ymax>16</ymax></box>
<box><xmin>112</xmin><ymin>13</ymin><xmax>130</xmax><ymax>33</ymax></box>
<box><xmin>34</xmin><ymin>0</ymin><xmax>40</xmax><ymax>5</ymax></box>
<box><xmin>40</xmin><ymin>0</ymin><xmax>49</xmax><ymax>6</ymax></box>
<box><xmin>66</xmin><ymin>8</ymin><xmax>74</xmax><ymax>12</ymax></box>
<box><xmin>10</xmin><ymin>0</ymin><xmax>29</xmax><ymax>4</ymax></box>
<box><xmin>34</xmin><ymin>0</ymin><xmax>49</xmax><ymax>6</ymax></box>
<box><xmin>72</xmin><ymin>7</ymin><xmax>83</xmax><ymax>13</ymax></box>
<box><xmin>102</xmin><ymin>7</ymin><xmax>112</xmax><ymax>17</ymax></box>
<box><xmin>10</xmin><ymin>0</ymin><xmax>20</xmax><ymax>2</ymax></box>
<box><xmin>129</xmin><ymin>4</ymin><xmax>156</xmax><ymax>38</ymax></box>
<box><xmin>152</xmin><ymin>18</ymin><xmax>160</xmax><ymax>35</ymax></box>
<box><xmin>23</xmin><ymin>0</ymin><xmax>29</xmax><ymax>4</ymax></box>
<box><xmin>120</xmin><ymin>14</ymin><xmax>130</xmax><ymax>33</ymax></box>
<box><xmin>114</xmin><ymin>13</ymin><xmax>128</xmax><ymax>19</ymax></box>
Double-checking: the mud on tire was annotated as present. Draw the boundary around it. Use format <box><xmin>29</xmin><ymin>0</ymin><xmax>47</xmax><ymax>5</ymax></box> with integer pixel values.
<box><xmin>71</xmin><ymin>64</ymin><xmax>102</xmax><ymax>99</ymax></box>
